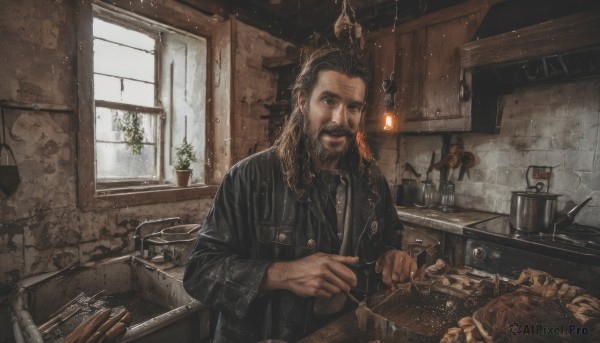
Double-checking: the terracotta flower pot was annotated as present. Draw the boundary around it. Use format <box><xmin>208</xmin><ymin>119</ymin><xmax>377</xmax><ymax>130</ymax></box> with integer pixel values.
<box><xmin>175</xmin><ymin>169</ymin><xmax>192</xmax><ymax>187</ymax></box>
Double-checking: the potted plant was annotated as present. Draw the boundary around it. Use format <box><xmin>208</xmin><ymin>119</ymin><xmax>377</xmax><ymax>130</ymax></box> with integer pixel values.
<box><xmin>174</xmin><ymin>137</ymin><xmax>197</xmax><ymax>187</ymax></box>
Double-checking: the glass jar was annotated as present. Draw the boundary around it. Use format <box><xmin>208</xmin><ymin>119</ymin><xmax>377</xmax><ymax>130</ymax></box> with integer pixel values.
<box><xmin>423</xmin><ymin>183</ymin><xmax>436</xmax><ymax>208</ymax></box>
<box><xmin>439</xmin><ymin>181</ymin><xmax>455</xmax><ymax>212</ymax></box>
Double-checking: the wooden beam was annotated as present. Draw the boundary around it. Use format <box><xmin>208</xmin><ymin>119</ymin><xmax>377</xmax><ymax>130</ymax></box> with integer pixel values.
<box><xmin>461</xmin><ymin>10</ymin><xmax>600</xmax><ymax>68</ymax></box>
<box><xmin>76</xmin><ymin>0</ymin><xmax>96</xmax><ymax>209</ymax></box>
<box><xmin>393</xmin><ymin>0</ymin><xmax>483</xmax><ymax>35</ymax></box>
<box><xmin>175</xmin><ymin>0</ymin><xmax>230</xmax><ymax>18</ymax></box>
<box><xmin>1</xmin><ymin>100</ymin><xmax>75</xmax><ymax>113</ymax></box>
<box><xmin>100</xmin><ymin>0</ymin><xmax>217</xmax><ymax>37</ymax></box>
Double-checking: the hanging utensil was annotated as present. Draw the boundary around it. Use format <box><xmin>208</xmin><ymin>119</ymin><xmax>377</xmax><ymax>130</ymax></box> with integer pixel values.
<box><xmin>404</xmin><ymin>162</ymin><xmax>421</xmax><ymax>179</ymax></box>
<box><xmin>426</xmin><ymin>151</ymin><xmax>435</xmax><ymax>181</ymax></box>
<box><xmin>0</xmin><ymin>101</ymin><xmax>20</xmax><ymax>196</ymax></box>
<box><xmin>458</xmin><ymin>151</ymin><xmax>475</xmax><ymax>181</ymax></box>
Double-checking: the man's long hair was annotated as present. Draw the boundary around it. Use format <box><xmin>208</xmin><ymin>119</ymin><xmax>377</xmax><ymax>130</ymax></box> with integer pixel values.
<box><xmin>274</xmin><ymin>45</ymin><xmax>374</xmax><ymax>196</ymax></box>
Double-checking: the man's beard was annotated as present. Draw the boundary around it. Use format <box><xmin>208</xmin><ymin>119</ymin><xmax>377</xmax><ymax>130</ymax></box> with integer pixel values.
<box><xmin>303</xmin><ymin>116</ymin><xmax>355</xmax><ymax>164</ymax></box>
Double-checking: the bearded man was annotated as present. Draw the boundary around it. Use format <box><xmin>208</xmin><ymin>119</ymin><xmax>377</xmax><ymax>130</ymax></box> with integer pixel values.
<box><xmin>183</xmin><ymin>45</ymin><xmax>416</xmax><ymax>343</ymax></box>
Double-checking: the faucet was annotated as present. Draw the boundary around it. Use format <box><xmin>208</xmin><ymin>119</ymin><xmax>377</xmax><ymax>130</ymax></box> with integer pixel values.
<box><xmin>134</xmin><ymin>217</ymin><xmax>181</xmax><ymax>257</ymax></box>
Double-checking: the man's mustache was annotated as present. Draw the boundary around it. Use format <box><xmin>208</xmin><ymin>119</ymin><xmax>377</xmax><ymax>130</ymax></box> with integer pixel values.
<box><xmin>319</xmin><ymin>124</ymin><xmax>353</xmax><ymax>137</ymax></box>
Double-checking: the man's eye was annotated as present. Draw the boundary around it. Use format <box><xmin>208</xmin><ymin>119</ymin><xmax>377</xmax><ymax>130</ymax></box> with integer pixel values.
<box><xmin>323</xmin><ymin>98</ymin><xmax>336</xmax><ymax>106</ymax></box>
<box><xmin>348</xmin><ymin>105</ymin><xmax>363</xmax><ymax>113</ymax></box>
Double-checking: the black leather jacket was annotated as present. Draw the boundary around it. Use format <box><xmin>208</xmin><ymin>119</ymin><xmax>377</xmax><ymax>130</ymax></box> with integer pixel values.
<box><xmin>184</xmin><ymin>148</ymin><xmax>403</xmax><ymax>343</ymax></box>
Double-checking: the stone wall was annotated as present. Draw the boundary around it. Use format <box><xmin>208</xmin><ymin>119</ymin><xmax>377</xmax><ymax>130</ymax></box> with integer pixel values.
<box><xmin>389</xmin><ymin>79</ymin><xmax>600</xmax><ymax>227</ymax></box>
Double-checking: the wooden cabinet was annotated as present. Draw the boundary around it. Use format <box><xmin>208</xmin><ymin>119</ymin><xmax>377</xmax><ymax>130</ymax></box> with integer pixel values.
<box><xmin>365</xmin><ymin>1</ymin><xmax>489</xmax><ymax>133</ymax></box>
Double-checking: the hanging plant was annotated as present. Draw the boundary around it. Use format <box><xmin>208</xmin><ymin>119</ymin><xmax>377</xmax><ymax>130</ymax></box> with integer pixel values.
<box><xmin>118</xmin><ymin>111</ymin><xmax>145</xmax><ymax>155</ymax></box>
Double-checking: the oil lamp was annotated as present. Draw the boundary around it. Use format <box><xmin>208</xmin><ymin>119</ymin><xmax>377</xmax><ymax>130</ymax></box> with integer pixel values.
<box><xmin>382</xmin><ymin>78</ymin><xmax>398</xmax><ymax>131</ymax></box>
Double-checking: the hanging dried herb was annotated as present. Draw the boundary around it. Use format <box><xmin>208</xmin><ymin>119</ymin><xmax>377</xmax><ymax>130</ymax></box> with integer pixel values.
<box><xmin>119</xmin><ymin>111</ymin><xmax>145</xmax><ymax>155</ymax></box>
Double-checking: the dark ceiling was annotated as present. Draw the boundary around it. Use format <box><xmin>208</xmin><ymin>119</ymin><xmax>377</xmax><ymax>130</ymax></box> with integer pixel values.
<box><xmin>178</xmin><ymin>0</ymin><xmax>466</xmax><ymax>44</ymax></box>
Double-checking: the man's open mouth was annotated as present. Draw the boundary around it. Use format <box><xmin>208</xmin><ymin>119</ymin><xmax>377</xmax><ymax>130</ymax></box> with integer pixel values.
<box><xmin>321</xmin><ymin>127</ymin><xmax>351</xmax><ymax>138</ymax></box>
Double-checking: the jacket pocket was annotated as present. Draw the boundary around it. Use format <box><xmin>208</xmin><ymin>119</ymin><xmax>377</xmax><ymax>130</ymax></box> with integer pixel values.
<box><xmin>256</xmin><ymin>222</ymin><xmax>296</xmax><ymax>260</ymax></box>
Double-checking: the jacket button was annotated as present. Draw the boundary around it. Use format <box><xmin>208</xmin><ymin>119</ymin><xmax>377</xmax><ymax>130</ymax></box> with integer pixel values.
<box><xmin>278</xmin><ymin>233</ymin><xmax>287</xmax><ymax>242</ymax></box>
<box><xmin>370</xmin><ymin>221</ymin><xmax>379</xmax><ymax>235</ymax></box>
<box><xmin>307</xmin><ymin>239</ymin><xmax>315</xmax><ymax>248</ymax></box>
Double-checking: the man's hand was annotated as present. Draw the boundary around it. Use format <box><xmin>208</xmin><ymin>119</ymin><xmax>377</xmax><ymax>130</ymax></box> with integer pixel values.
<box><xmin>260</xmin><ymin>252</ymin><xmax>358</xmax><ymax>298</ymax></box>
<box><xmin>375</xmin><ymin>250</ymin><xmax>417</xmax><ymax>286</ymax></box>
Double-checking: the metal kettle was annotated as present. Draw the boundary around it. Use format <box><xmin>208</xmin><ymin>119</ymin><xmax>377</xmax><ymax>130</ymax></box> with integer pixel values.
<box><xmin>509</xmin><ymin>166</ymin><xmax>560</xmax><ymax>232</ymax></box>
<box><xmin>553</xmin><ymin>197</ymin><xmax>593</xmax><ymax>232</ymax></box>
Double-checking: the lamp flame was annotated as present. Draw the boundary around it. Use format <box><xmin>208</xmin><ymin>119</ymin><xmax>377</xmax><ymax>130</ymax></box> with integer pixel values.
<box><xmin>383</xmin><ymin>113</ymin><xmax>395</xmax><ymax>131</ymax></box>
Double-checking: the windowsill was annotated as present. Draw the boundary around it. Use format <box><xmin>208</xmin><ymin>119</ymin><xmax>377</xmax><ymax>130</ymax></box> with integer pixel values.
<box><xmin>86</xmin><ymin>184</ymin><xmax>219</xmax><ymax>209</ymax></box>
<box><xmin>96</xmin><ymin>182</ymin><xmax>191</xmax><ymax>193</ymax></box>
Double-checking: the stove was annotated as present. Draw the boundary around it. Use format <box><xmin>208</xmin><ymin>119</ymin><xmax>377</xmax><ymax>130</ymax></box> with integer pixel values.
<box><xmin>463</xmin><ymin>215</ymin><xmax>600</xmax><ymax>296</ymax></box>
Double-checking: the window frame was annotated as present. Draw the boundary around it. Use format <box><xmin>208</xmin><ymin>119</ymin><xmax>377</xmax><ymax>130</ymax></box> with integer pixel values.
<box><xmin>77</xmin><ymin>0</ymin><xmax>218</xmax><ymax>210</ymax></box>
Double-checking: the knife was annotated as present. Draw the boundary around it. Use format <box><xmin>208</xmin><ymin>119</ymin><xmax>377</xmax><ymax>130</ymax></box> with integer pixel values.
<box><xmin>404</xmin><ymin>162</ymin><xmax>421</xmax><ymax>178</ymax></box>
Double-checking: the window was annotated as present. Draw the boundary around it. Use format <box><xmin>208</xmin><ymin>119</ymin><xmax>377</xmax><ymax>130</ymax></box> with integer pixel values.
<box><xmin>77</xmin><ymin>1</ymin><xmax>217</xmax><ymax>209</ymax></box>
<box><xmin>93</xmin><ymin>18</ymin><xmax>160</xmax><ymax>183</ymax></box>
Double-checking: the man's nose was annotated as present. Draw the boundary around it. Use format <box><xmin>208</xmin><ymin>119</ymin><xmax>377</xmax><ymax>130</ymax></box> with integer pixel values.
<box><xmin>331</xmin><ymin>106</ymin><xmax>348</xmax><ymax>125</ymax></box>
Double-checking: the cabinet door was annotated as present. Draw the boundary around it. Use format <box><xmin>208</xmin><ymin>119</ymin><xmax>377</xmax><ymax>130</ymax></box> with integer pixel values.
<box><xmin>422</xmin><ymin>14</ymin><xmax>478</xmax><ymax>118</ymax></box>
<box><xmin>364</xmin><ymin>32</ymin><xmax>395</xmax><ymax>132</ymax></box>
<box><xmin>400</xmin><ymin>14</ymin><xmax>480</xmax><ymax>132</ymax></box>
<box><xmin>396</xmin><ymin>30</ymin><xmax>424</xmax><ymax>123</ymax></box>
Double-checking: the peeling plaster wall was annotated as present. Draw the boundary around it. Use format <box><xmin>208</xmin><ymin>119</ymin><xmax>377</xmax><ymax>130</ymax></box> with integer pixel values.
<box><xmin>389</xmin><ymin>79</ymin><xmax>600</xmax><ymax>227</ymax></box>
<box><xmin>0</xmin><ymin>0</ymin><xmax>76</xmax><ymax>106</ymax></box>
<box><xmin>0</xmin><ymin>0</ymin><xmax>290</xmax><ymax>304</ymax></box>
<box><xmin>232</xmin><ymin>20</ymin><xmax>295</xmax><ymax>163</ymax></box>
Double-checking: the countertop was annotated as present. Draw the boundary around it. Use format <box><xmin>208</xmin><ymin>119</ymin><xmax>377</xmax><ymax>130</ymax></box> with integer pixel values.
<box><xmin>396</xmin><ymin>206</ymin><xmax>502</xmax><ymax>235</ymax></box>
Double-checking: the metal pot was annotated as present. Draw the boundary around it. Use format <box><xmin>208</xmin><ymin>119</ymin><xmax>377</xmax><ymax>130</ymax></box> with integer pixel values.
<box><xmin>509</xmin><ymin>191</ymin><xmax>561</xmax><ymax>232</ymax></box>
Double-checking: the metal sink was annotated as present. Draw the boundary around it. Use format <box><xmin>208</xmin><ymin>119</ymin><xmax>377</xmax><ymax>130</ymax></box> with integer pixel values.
<box><xmin>11</xmin><ymin>255</ymin><xmax>209</xmax><ymax>343</ymax></box>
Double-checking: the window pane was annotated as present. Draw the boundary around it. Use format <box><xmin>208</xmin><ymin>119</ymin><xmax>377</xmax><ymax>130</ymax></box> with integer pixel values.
<box><xmin>94</xmin><ymin>74</ymin><xmax>121</xmax><ymax>103</ymax></box>
<box><xmin>93</xmin><ymin>18</ymin><xmax>155</xmax><ymax>51</ymax></box>
<box><xmin>121</xmin><ymin>79</ymin><xmax>155</xmax><ymax>107</ymax></box>
<box><xmin>94</xmin><ymin>74</ymin><xmax>155</xmax><ymax>107</ymax></box>
<box><xmin>94</xmin><ymin>39</ymin><xmax>155</xmax><ymax>82</ymax></box>
<box><xmin>95</xmin><ymin>107</ymin><xmax>158</xmax><ymax>179</ymax></box>
<box><xmin>96</xmin><ymin>142</ymin><xmax>156</xmax><ymax>179</ymax></box>
<box><xmin>160</xmin><ymin>32</ymin><xmax>208</xmax><ymax>184</ymax></box>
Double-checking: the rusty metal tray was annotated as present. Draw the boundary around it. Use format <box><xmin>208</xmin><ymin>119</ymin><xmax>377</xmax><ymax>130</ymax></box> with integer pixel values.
<box><xmin>300</xmin><ymin>287</ymin><xmax>487</xmax><ymax>343</ymax></box>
